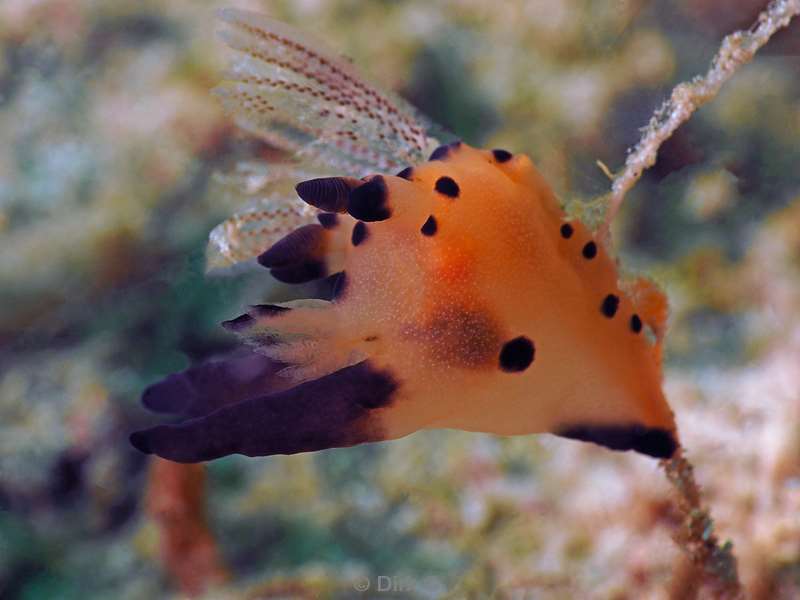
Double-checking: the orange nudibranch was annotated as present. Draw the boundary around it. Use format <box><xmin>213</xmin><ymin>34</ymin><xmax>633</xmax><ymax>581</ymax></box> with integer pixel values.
<box><xmin>131</xmin><ymin>142</ymin><xmax>678</xmax><ymax>462</ymax></box>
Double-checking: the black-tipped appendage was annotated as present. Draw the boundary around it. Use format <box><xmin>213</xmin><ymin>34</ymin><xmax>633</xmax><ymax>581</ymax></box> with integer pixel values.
<box><xmin>429</xmin><ymin>140</ymin><xmax>461</xmax><ymax>161</ymax></box>
<box><xmin>130</xmin><ymin>361</ymin><xmax>398</xmax><ymax>462</ymax></box>
<box><xmin>296</xmin><ymin>177</ymin><xmax>357</xmax><ymax>213</ymax></box>
<box><xmin>258</xmin><ymin>224</ymin><xmax>325</xmax><ymax>269</ymax></box>
<box><xmin>141</xmin><ymin>351</ymin><xmax>288</xmax><ymax>420</ymax></box>
<box><xmin>556</xmin><ymin>423</ymin><xmax>677</xmax><ymax>458</ymax></box>
<box><xmin>257</xmin><ymin>224</ymin><xmax>328</xmax><ymax>284</ymax></box>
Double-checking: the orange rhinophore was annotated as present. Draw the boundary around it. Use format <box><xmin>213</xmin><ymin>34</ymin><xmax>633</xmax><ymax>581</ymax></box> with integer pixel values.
<box><xmin>130</xmin><ymin>10</ymin><xmax>677</xmax><ymax>463</ymax></box>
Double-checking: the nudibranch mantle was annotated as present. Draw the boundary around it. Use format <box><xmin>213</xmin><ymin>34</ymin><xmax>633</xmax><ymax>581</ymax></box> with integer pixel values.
<box><xmin>131</xmin><ymin>142</ymin><xmax>677</xmax><ymax>462</ymax></box>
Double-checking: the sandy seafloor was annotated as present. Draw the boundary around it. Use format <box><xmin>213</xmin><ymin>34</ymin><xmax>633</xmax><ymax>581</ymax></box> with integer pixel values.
<box><xmin>1</xmin><ymin>1</ymin><xmax>799</xmax><ymax>598</ymax></box>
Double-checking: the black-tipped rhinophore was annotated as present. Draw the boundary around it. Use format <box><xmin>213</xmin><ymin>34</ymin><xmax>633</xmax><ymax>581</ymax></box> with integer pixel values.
<box><xmin>258</xmin><ymin>224</ymin><xmax>325</xmax><ymax>269</ymax></box>
<box><xmin>429</xmin><ymin>140</ymin><xmax>461</xmax><ymax>161</ymax></box>
<box><xmin>348</xmin><ymin>176</ymin><xmax>391</xmax><ymax>222</ymax></box>
<box><xmin>258</xmin><ymin>224</ymin><xmax>329</xmax><ymax>284</ymax></box>
<box><xmin>556</xmin><ymin>424</ymin><xmax>677</xmax><ymax>458</ymax></box>
<box><xmin>296</xmin><ymin>177</ymin><xmax>359</xmax><ymax>213</ymax></box>
<box><xmin>129</xmin><ymin>361</ymin><xmax>398</xmax><ymax>462</ymax></box>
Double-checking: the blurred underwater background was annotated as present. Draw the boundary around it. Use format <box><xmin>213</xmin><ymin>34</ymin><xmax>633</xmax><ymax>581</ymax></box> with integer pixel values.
<box><xmin>1</xmin><ymin>0</ymin><xmax>799</xmax><ymax>598</ymax></box>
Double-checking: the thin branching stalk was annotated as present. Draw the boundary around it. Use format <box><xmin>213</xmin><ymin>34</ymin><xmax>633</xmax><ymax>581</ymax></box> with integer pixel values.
<box><xmin>599</xmin><ymin>0</ymin><xmax>800</xmax><ymax>242</ymax></box>
<box><xmin>597</xmin><ymin>2</ymin><xmax>800</xmax><ymax>596</ymax></box>
<box><xmin>661</xmin><ymin>450</ymin><xmax>743</xmax><ymax>599</ymax></box>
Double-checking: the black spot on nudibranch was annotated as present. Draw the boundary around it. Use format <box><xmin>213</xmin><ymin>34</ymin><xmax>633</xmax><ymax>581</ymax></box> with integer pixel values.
<box><xmin>556</xmin><ymin>424</ymin><xmax>677</xmax><ymax>459</ymax></box>
<box><xmin>492</xmin><ymin>149</ymin><xmax>513</xmax><ymax>163</ymax></box>
<box><xmin>435</xmin><ymin>176</ymin><xmax>460</xmax><ymax>198</ymax></box>
<box><xmin>420</xmin><ymin>215</ymin><xmax>437</xmax><ymax>236</ymax></box>
<box><xmin>317</xmin><ymin>212</ymin><xmax>339</xmax><ymax>229</ymax></box>
<box><xmin>348</xmin><ymin>176</ymin><xmax>391</xmax><ymax>222</ymax></box>
<box><xmin>396</xmin><ymin>167</ymin><xmax>414</xmax><ymax>180</ymax></box>
<box><xmin>499</xmin><ymin>336</ymin><xmax>535</xmax><ymax>372</ymax></box>
<box><xmin>630</xmin><ymin>314</ymin><xmax>643</xmax><ymax>333</ymax></box>
<box><xmin>429</xmin><ymin>141</ymin><xmax>461</xmax><ymax>161</ymax></box>
<box><xmin>560</xmin><ymin>223</ymin><xmax>574</xmax><ymax>239</ymax></box>
<box><xmin>582</xmin><ymin>241</ymin><xmax>598</xmax><ymax>259</ymax></box>
<box><xmin>601</xmin><ymin>294</ymin><xmax>619</xmax><ymax>318</ymax></box>
<box><xmin>351</xmin><ymin>221</ymin><xmax>368</xmax><ymax>246</ymax></box>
